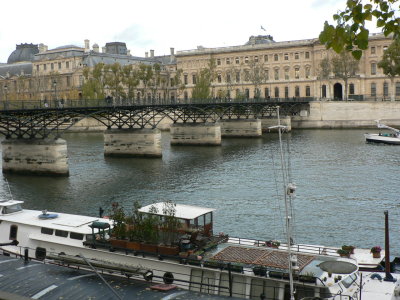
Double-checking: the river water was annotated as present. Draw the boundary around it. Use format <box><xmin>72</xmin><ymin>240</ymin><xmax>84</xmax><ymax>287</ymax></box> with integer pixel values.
<box><xmin>1</xmin><ymin>129</ymin><xmax>399</xmax><ymax>255</ymax></box>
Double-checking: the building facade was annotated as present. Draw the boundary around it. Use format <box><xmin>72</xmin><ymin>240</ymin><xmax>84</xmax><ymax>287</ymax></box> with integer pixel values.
<box><xmin>0</xmin><ymin>40</ymin><xmax>179</xmax><ymax>102</ymax></box>
<box><xmin>0</xmin><ymin>33</ymin><xmax>397</xmax><ymax>103</ymax></box>
<box><xmin>175</xmin><ymin>33</ymin><xmax>395</xmax><ymax>101</ymax></box>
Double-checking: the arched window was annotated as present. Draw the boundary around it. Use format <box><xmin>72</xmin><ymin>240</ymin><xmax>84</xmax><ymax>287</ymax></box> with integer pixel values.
<box><xmin>245</xmin><ymin>89</ymin><xmax>250</xmax><ymax>99</ymax></box>
<box><xmin>274</xmin><ymin>54</ymin><xmax>279</xmax><ymax>61</ymax></box>
<box><xmin>274</xmin><ymin>87</ymin><xmax>279</xmax><ymax>98</ymax></box>
<box><xmin>285</xmin><ymin>86</ymin><xmax>289</xmax><ymax>98</ymax></box>
<box><xmin>383</xmin><ymin>82</ymin><xmax>389</xmax><ymax>97</ymax></box>
<box><xmin>295</xmin><ymin>86</ymin><xmax>300</xmax><ymax>97</ymax></box>
<box><xmin>274</xmin><ymin>68</ymin><xmax>279</xmax><ymax>80</ymax></box>
<box><xmin>371</xmin><ymin>83</ymin><xmax>376</xmax><ymax>97</ymax></box>
<box><xmin>322</xmin><ymin>85</ymin><xmax>327</xmax><ymax>98</ymax></box>
<box><xmin>217</xmin><ymin>74</ymin><xmax>222</xmax><ymax>83</ymax></box>
<box><xmin>349</xmin><ymin>83</ymin><xmax>355</xmax><ymax>95</ymax></box>
<box><xmin>184</xmin><ymin>91</ymin><xmax>188</xmax><ymax>100</ymax></box>
<box><xmin>265</xmin><ymin>87</ymin><xmax>270</xmax><ymax>98</ymax></box>
<box><xmin>284</xmin><ymin>68</ymin><xmax>290</xmax><ymax>80</ymax></box>
<box><xmin>306</xmin><ymin>86</ymin><xmax>311</xmax><ymax>97</ymax></box>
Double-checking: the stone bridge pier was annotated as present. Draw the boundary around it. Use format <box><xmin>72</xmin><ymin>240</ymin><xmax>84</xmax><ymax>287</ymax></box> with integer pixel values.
<box><xmin>220</xmin><ymin>119</ymin><xmax>262</xmax><ymax>137</ymax></box>
<box><xmin>104</xmin><ymin>128</ymin><xmax>162</xmax><ymax>157</ymax></box>
<box><xmin>2</xmin><ymin>138</ymin><xmax>69</xmax><ymax>176</ymax></box>
<box><xmin>170</xmin><ymin>123</ymin><xmax>222</xmax><ymax>145</ymax></box>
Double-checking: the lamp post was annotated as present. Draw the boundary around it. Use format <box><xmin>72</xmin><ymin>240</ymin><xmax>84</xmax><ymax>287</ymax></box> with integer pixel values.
<box><xmin>4</xmin><ymin>84</ymin><xmax>8</xmax><ymax>110</ymax></box>
<box><xmin>52</xmin><ymin>80</ymin><xmax>57</xmax><ymax>101</ymax></box>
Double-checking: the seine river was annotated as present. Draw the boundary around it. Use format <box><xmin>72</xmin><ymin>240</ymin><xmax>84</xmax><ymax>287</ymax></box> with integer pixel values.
<box><xmin>1</xmin><ymin>129</ymin><xmax>399</xmax><ymax>255</ymax></box>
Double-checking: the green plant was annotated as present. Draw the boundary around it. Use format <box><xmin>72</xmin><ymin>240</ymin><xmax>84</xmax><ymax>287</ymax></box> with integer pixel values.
<box><xmin>142</xmin><ymin>205</ymin><xmax>159</xmax><ymax>244</ymax></box>
<box><xmin>342</xmin><ymin>245</ymin><xmax>355</xmax><ymax>253</ymax></box>
<box><xmin>110</xmin><ymin>202</ymin><xmax>126</xmax><ymax>239</ymax></box>
<box><xmin>337</xmin><ymin>249</ymin><xmax>350</xmax><ymax>256</ymax></box>
<box><xmin>370</xmin><ymin>246</ymin><xmax>382</xmax><ymax>253</ymax></box>
<box><xmin>126</xmin><ymin>201</ymin><xmax>143</xmax><ymax>242</ymax></box>
<box><xmin>160</xmin><ymin>201</ymin><xmax>181</xmax><ymax>246</ymax></box>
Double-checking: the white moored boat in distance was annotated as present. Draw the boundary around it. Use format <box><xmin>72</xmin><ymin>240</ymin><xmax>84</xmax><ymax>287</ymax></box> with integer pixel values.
<box><xmin>365</xmin><ymin>120</ymin><xmax>400</xmax><ymax>145</ymax></box>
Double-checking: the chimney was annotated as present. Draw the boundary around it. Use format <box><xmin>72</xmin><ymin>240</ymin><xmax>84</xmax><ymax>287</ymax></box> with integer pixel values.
<box><xmin>150</xmin><ymin>49</ymin><xmax>154</xmax><ymax>58</ymax></box>
<box><xmin>44</xmin><ymin>45</ymin><xmax>48</xmax><ymax>52</ymax></box>
<box><xmin>84</xmin><ymin>39</ymin><xmax>90</xmax><ymax>52</ymax></box>
<box><xmin>145</xmin><ymin>52</ymin><xmax>148</xmax><ymax>58</ymax></box>
<box><xmin>102</xmin><ymin>46</ymin><xmax>107</xmax><ymax>53</ymax></box>
<box><xmin>170</xmin><ymin>47</ymin><xmax>175</xmax><ymax>63</ymax></box>
<box><xmin>93</xmin><ymin>43</ymin><xmax>99</xmax><ymax>53</ymax></box>
<box><xmin>38</xmin><ymin>43</ymin><xmax>46</xmax><ymax>53</ymax></box>
<box><xmin>127</xmin><ymin>50</ymin><xmax>131</xmax><ymax>56</ymax></box>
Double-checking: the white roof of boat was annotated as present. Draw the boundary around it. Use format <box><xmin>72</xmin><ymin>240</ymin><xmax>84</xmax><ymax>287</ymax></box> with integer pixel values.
<box><xmin>0</xmin><ymin>199</ymin><xmax>24</xmax><ymax>206</ymax></box>
<box><xmin>0</xmin><ymin>209</ymin><xmax>111</xmax><ymax>234</ymax></box>
<box><xmin>139</xmin><ymin>202</ymin><xmax>215</xmax><ymax>220</ymax></box>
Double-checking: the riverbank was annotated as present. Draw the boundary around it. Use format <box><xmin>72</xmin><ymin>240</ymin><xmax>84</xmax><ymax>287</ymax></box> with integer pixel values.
<box><xmin>292</xmin><ymin>101</ymin><xmax>400</xmax><ymax>128</ymax></box>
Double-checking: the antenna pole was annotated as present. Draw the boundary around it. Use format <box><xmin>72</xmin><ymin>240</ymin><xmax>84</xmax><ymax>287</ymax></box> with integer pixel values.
<box><xmin>277</xmin><ymin>107</ymin><xmax>295</xmax><ymax>300</ymax></box>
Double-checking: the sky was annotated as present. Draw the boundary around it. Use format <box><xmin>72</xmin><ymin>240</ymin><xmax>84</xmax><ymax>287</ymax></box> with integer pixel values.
<box><xmin>0</xmin><ymin>0</ymin><xmax>380</xmax><ymax>63</ymax></box>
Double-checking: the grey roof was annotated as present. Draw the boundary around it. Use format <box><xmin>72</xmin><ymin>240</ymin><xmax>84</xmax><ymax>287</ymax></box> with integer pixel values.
<box><xmin>0</xmin><ymin>62</ymin><xmax>32</xmax><ymax>78</ymax></box>
<box><xmin>7</xmin><ymin>44</ymin><xmax>39</xmax><ymax>64</ymax></box>
<box><xmin>54</xmin><ymin>45</ymin><xmax>81</xmax><ymax>50</ymax></box>
<box><xmin>154</xmin><ymin>54</ymin><xmax>176</xmax><ymax>65</ymax></box>
<box><xmin>83</xmin><ymin>52</ymin><xmax>155</xmax><ymax>67</ymax></box>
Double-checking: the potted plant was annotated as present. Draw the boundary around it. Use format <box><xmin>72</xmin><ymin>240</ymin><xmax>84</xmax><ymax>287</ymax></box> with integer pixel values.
<box><xmin>125</xmin><ymin>201</ymin><xmax>143</xmax><ymax>251</ymax></box>
<box><xmin>140</xmin><ymin>204</ymin><xmax>160</xmax><ymax>254</ymax></box>
<box><xmin>337</xmin><ymin>249</ymin><xmax>350</xmax><ymax>257</ymax></box>
<box><xmin>109</xmin><ymin>202</ymin><xmax>127</xmax><ymax>248</ymax></box>
<box><xmin>371</xmin><ymin>246</ymin><xmax>382</xmax><ymax>258</ymax></box>
<box><xmin>158</xmin><ymin>201</ymin><xmax>180</xmax><ymax>256</ymax></box>
<box><xmin>265</xmin><ymin>240</ymin><xmax>280</xmax><ymax>249</ymax></box>
<box><xmin>342</xmin><ymin>245</ymin><xmax>355</xmax><ymax>254</ymax></box>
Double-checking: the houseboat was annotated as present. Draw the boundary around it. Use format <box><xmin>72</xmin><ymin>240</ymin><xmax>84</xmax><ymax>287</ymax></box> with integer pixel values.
<box><xmin>0</xmin><ymin>199</ymin><xmax>399</xmax><ymax>300</ymax></box>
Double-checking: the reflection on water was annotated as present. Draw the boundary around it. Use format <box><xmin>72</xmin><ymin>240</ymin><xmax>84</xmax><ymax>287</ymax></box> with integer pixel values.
<box><xmin>1</xmin><ymin>129</ymin><xmax>399</xmax><ymax>254</ymax></box>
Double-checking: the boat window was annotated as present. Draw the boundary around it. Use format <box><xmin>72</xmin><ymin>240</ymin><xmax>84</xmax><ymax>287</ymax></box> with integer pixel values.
<box><xmin>86</xmin><ymin>234</ymin><xmax>93</xmax><ymax>242</ymax></box>
<box><xmin>205</xmin><ymin>212</ymin><xmax>212</xmax><ymax>225</ymax></box>
<box><xmin>70</xmin><ymin>232</ymin><xmax>84</xmax><ymax>240</ymax></box>
<box><xmin>9</xmin><ymin>225</ymin><xmax>17</xmax><ymax>240</ymax></box>
<box><xmin>41</xmin><ymin>227</ymin><xmax>53</xmax><ymax>235</ymax></box>
<box><xmin>3</xmin><ymin>204</ymin><xmax>22</xmax><ymax>214</ymax></box>
<box><xmin>341</xmin><ymin>273</ymin><xmax>357</xmax><ymax>288</ymax></box>
<box><xmin>55</xmin><ymin>230</ymin><xmax>69</xmax><ymax>238</ymax></box>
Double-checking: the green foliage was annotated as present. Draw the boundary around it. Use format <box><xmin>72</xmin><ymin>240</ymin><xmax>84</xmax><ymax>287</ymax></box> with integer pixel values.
<box><xmin>161</xmin><ymin>201</ymin><xmax>181</xmax><ymax>245</ymax></box>
<box><xmin>378</xmin><ymin>39</ymin><xmax>400</xmax><ymax>78</ymax></box>
<box><xmin>110</xmin><ymin>202</ymin><xmax>126</xmax><ymax>239</ymax></box>
<box><xmin>191</xmin><ymin>69</ymin><xmax>212</xmax><ymax>100</ymax></box>
<box><xmin>122</xmin><ymin>65</ymin><xmax>140</xmax><ymax>101</ymax></box>
<box><xmin>319</xmin><ymin>0</ymin><xmax>400</xmax><ymax>59</ymax></box>
<box><xmin>142</xmin><ymin>205</ymin><xmax>160</xmax><ymax>244</ymax></box>
<box><xmin>82</xmin><ymin>64</ymin><xmax>106</xmax><ymax>100</ymax></box>
<box><xmin>104</xmin><ymin>63</ymin><xmax>126</xmax><ymax>100</ymax></box>
<box><xmin>331</xmin><ymin>51</ymin><xmax>359</xmax><ymax>100</ymax></box>
<box><xmin>319</xmin><ymin>57</ymin><xmax>331</xmax><ymax>79</ymax></box>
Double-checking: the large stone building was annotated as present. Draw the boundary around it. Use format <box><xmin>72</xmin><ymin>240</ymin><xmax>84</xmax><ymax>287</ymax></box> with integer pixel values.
<box><xmin>175</xmin><ymin>33</ymin><xmax>395</xmax><ymax>101</ymax></box>
<box><xmin>0</xmin><ymin>40</ymin><xmax>178</xmax><ymax>102</ymax></box>
<box><xmin>0</xmin><ymin>33</ymin><xmax>396</xmax><ymax>102</ymax></box>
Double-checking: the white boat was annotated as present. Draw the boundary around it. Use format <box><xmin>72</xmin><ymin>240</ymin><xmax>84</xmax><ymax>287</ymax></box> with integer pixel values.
<box><xmin>365</xmin><ymin>120</ymin><xmax>400</xmax><ymax>145</ymax></box>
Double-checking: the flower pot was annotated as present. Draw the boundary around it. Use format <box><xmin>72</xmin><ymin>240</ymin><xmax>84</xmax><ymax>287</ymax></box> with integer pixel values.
<box><xmin>372</xmin><ymin>252</ymin><xmax>381</xmax><ymax>258</ymax></box>
<box><xmin>158</xmin><ymin>245</ymin><xmax>179</xmax><ymax>256</ymax></box>
<box><xmin>126</xmin><ymin>241</ymin><xmax>141</xmax><ymax>251</ymax></box>
<box><xmin>140</xmin><ymin>243</ymin><xmax>158</xmax><ymax>254</ymax></box>
<box><xmin>110</xmin><ymin>239</ymin><xmax>127</xmax><ymax>249</ymax></box>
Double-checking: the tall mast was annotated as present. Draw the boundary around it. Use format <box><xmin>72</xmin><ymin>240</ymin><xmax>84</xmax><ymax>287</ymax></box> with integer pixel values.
<box><xmin>276</xmin><ymin>107</ymin><xmax>296</xmax><ymax>300</ymax></box>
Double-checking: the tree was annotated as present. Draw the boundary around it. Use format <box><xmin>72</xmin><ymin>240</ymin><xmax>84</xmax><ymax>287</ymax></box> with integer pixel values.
<box><xmin>319</xmin><ymin>0</ymin><xmax>400</xmax><ymax>59</ymax></box>
<box><xmin>378</xmin><ymin>39</ymin><xmax>400</xmax><ymax>100</ymax></box>
<box><xmin>247</xmin><ymin>59</ymin><xmax>267</xmax><ymax>99</ymax></box>
<box><xmin>104</xmin><ymin>63</ymin><xmax>125</xmax><ymax>102</ymax></box>
<box><xmin>318</xmin><ymin>57</ymin><xmax>332</xmax><ymax>98</ymax></box>
<box><xmin>331</xmin><ymin>51</ymin><xmax>360</xmax><ymax>100</ymax></box>
<box><xmin>122</xmin><ymin>65</ymin><xmax>140</xmax><ymax>103</ymax></box>
<box><xmin>191</xmin><ymin>59</ymin><xmax>216</xmax><ymax>100</ymax></box>
<box><xmin>138</xmin><ymin>64</ymin><xmax>154</xmax><ymax>103</ymax></box>
<box><xmin>82</xmin><ymin>63</ymin><xmax>106</xmax><ymax>100</ymax></box>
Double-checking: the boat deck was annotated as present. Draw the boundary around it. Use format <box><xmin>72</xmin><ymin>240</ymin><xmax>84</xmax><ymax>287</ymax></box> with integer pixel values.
<box><xmin>211</xmin><ymin>246</ymin><xmax>315</xmax><ymax>271</ymax></box>
<box><xmin>0</xmin><ymin>253</ymin><xmax>242</xmax><ymax>300</ymax></box>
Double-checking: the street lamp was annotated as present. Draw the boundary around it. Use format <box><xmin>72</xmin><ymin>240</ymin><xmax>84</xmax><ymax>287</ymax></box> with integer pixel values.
<box><xmin>52</xmin><ymin>80</ymin><xmax>57</xmax><ymax>101</ymax></box>
<box><xmin>4</xmin><ymin>84</ymin><xmax>8</xmax><ymax>102</ymax></box>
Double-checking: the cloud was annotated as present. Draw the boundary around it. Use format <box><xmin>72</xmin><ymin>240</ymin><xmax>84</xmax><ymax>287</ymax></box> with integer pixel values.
<box><xmin>113</xmin><ymin>24</ymin><xmax>153</xmax><ymax>48</ymax></box>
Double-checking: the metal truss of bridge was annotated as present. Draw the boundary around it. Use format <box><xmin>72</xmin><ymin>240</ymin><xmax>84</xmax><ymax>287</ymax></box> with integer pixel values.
<box><xmin>0</xmin><ymin>100</ymin><xmax>310</xmax><ymax>139</ymax></box>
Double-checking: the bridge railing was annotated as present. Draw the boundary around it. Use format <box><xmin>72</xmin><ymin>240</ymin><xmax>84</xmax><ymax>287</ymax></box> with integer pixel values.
<box><xmin>0</xmin><ymin>97</ymin><xmax>314</xmax><ymax>110</ymax></box>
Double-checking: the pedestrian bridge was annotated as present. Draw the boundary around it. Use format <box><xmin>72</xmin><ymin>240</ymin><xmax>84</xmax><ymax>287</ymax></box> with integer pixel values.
<box><xmin>0</xmin><ymin>99</ymin><xmax>310</xmax><ymax>176</ymax></box>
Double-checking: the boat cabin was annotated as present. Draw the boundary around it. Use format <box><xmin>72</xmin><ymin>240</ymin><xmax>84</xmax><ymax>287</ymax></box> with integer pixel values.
<box><xmin>139</xmin><ymin>202</ymin><xmax>215</xmax><ymax>236</ymax></box>
<box><xmin>0</xmin><ymin>200</ymin><xmax>23</xmax><ymax>215</ymax></box>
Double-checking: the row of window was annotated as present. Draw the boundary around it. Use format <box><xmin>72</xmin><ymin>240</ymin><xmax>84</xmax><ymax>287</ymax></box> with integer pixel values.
<box><xmin>184</xmin><ymin>66</ymin><xmax>311</xmax><ymax>85</ymax></box>
<box><xmin>370</xmin><ymin>82</ymin><xmax>400</xmax><ymax>96</ymax></box>
<box><xmin>35</xmin><ymin>61</ymin><xmax>72</xmax><ymax>72</ymax></box>
<box><xmin>41</xmin><ymin>227</ymin><xmax>84</xmax><ymax>240</ymax></box>
<box><xmin>214</xmin><ymin>52</ymin><xmax>311</xmax><ymax>66</ymax></box>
